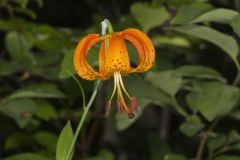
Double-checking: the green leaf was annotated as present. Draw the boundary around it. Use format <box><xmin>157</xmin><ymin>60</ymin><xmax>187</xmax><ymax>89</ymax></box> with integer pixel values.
<box><xmin>171</xmin><ymin>2</ymin><xmax>214</xmax><ymax>24</ymax></box>
<box><xmin>115</xmin><ymin>75</ymin><xmax>173</xmax><ymax>131</ymax></box>
<box><xmin>213</xmin><ymin>156</ymin><xmax>240</xmax><ymax>160</ymax></box>
<box><xmin>17</xmin><ymin>0</ymin><xmax>29</xmax><ymax>8</ymax></box>
<box><xmin>174</xmin><ymin>65</ymin><xmax>225</xmax><ymax>82</ymax></box>
<box><xmin>160</xmin><ymin>0</ymin><xmax>208</xmax><ymax>6</ymax></box>
<box><xmin>1</xmin><ymin>83</ymin><xmax>66</xmax><ymax>105</ymax></box>
<box><xmin>4</xmin><ymin>132</ymin><xmax>31</xmax><ymax>150</ymax></box>
<box><xmin>15</xmin><ymin>7</ymin><xmax>37</xmax><ymax>19</ymax></box>
<box><xmin>231</xmin><ymin>14</ymin><xmax>240</xmax><ymax>37</ymax></box>
<box><xmin>186</xmin><ymin>93</ymin><xmax>198</xmax><ymax>113</ymax></box>
<box><xmin>0</xmin><ymin>98</ymin><xmax>37</xmax><ymax>128</ymax></box>
<box><xmin>85</xmin><ymin>149</ymin><xmax>114</xmax><ymax>160</ymax></box>
<box><xmin>0</xmin><ymin>60</ymin><xmax>27</xmax><ymax>76</ymax></box>
<box><xmin>131</xmin><ymin>2</ymin><xmax>170</xmax><ymax>32</ymax></box>
<box><xmin>56</xmin><ymin>121</ymin><xmax>74</xmax><ymax>160</ymax></box>
<box><xmin>180</xmin><ymin>115</ymin><xmax>204</xmax><ymax>137</ymax></box>
<box><xmin>164</xmin><ymin>153</ymin><xmax>187</xmax><ymax>160</ymax></box>
<box><xmin>208</xmin><ymin>134</ymin><xmax>227</xmax><ymax>152</ymax></box>
<box><xmin>189</xmin><ymin>9</ymin><xmax>238</xmax><ymax>24</ymax></box>
<box><xmin>188</xmin><ymin>82</ymin><xmax>240</xmax><ymax>121</ymax></box>
<box><xmin>3</xmin><ymin>153</ymin><xmax>50</xmax><ymax>160</ymax></box>
<box><xmin>151</xmin><ymin>35</ymin><xmax>191</xmax><ymax>48</ymax></box>
<box><xmin>146</xmin><ymin>71</ymin><xmax>182</xmax><ymax>96</ymax></box>
<box><xmin>33</xmin><ymin>131</ymin><xmax>58</xmax><ymax>152</ymax></box>
<box><xmin>59</xmin><ymin>49</ymin><xmax>76</xmax><ymax>79</ymax></box>
<box><xmin>230</xmin><ymin>110</ymin><xmax>240</xmax><ymax>121</ymax></box>
<box><xmin>5</xmin><ymin>31</ymin><xmax>36</xmax><ymax>65</ymax></box>
<box><xmin>35</xmin><ymin>100</ymin><xmax>58</xmax><ymax>121</ymax></box>
<box><xmin>34</xmin><ymin>0</ymin><xmax>43</xmax><ymax>7</ymax></box>
<box><xmin>172</xmin><ymin>25</ymin><xmax>239</xmax><ymax>65</ymax></box>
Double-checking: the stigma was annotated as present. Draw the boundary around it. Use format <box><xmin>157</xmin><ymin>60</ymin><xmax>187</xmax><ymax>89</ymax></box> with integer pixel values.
<box><xmin>105</xmin><ymin>71</ymin><xmax>138</xmax><ymax>119</ymax></box>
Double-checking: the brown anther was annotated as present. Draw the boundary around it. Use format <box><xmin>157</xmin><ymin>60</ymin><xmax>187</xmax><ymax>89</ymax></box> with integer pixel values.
<box><xmin>128</xmin><ymin>113</ymin><xmax>135</xmax><ymax>119</ymax></box>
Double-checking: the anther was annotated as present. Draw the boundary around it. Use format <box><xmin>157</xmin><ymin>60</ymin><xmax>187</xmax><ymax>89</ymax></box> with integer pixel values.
<box><xmin>128</xmin><ymin>113</ymin><xmax>135</xmax><ymax>119</ymax></box>
<box><xmin>117</xmin><ymin>99</ymin><xmax>124</xmax><ymax>113</ymax></box>
<box><xmin>130</xmin><ymin>97</ymin><xmax>138</xmax><ymax>112</ymax></box>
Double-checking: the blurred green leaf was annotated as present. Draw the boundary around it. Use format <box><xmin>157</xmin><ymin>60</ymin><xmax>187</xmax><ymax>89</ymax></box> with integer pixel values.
<box><xmin>152</xmin><ymin>35</ymin><xmax>191</xmax><ymax>47</ymax></box>
<box><xmin>208</xmin><ymin>134</ymin><xmax>227</xmax><ymax>152</ymax></box>
<box><xmin>230</xmin><ymin>110</ymin><xmax>240</xmax><ymax>121</ymax></box>
<box><xmin>15</xmin><ymin>7</ymin><xmax>37</xmax><ymax>19</ymax></box>
<box><xmin>56</xmin><ymin>121</ymin><xmax>74</xmax><ymax>160</ymax></box>
<box><xmin>3</xmin><ymin>153</ymin><xmax>50</xmax><ymax>160</ymax></box>
<box><xmin>174</xmin><ymin>65</ymin><xmax>225</xmax><ymax>82</ymax></box>
<box><xmin>162</xmin><ymin>0</ymin><xmax>208</xmax><ymax>6</ymax></box>
<box><xmin>34</xmin><ymin>0</ymin><xmax>43</xmax><ymax>7</ymax></box>
<box><xmin>131</xmin><ymin>2</ymin><xmax>170</xmax><ymax>32</ymax></box>
<box><xmin>186</xmin><ymin>93</ymin><xmax>198</xmax><ymax>113</ymax></box>
<box><xmin>189</xmin><ymin>9</ymin><xmax>238</xmax><ymax>24</ymax></box>
<box><xmin>33</xmin><ymin>131</ymin><xmax>58</xmax><ymax>152</ymax></box>
<box><xmin>188</xmin><ymin>82</ymin><xmax>240</xmax><ymax>121</ymax></box>
<box><xmin>4</xmin><ymin>132</ymin><xmax>30</xmax><ymax>150</ymax></box>
<box><xmin>180</xmin><ymin>115</ymin><xmax>204</xmax><ymax>137</ymax></box>
<box><xmin>116</xmin><ymin>75</ymin><xmax>173</xmax><ymax>130</ymax></box>
<box><xmin>5</xmin><ymin>31</ymin><xmax>36</xmax><ymax>65</ymax></box>
<box><xmin>173</xmin><ymin>25</ymin><xmax>239</xmax><ymax>64</ymax></box>
<box><xmin>59</xmin><ymin>49</ymin><xmax>75</xmax><ymax>79</ymax></box>
<box><xmin>85</xmin><ymin>149</ymin><xmax>114</xmax><ymax>160</ymax></box>
<box><xmin>1</xmin><ymin>98</ymin><xmax>37</xmax><ymax>128</ymax></box>
<box><xmin>231</xmin><ymin>14</ymin><xmax>240</xmax><ymax>37</ymax></box>
<box><xmin>1</xmin><ymin>83</ymin><xmax>66</xmax><ymax>105</ymax></box>
<box><xmin>35</xmin><ymin>100</ymin><xmax>58</xmax><ymax>121</ymax></box>
<box><xmin>0</xmin><ymin>60</ymin><xmax>27</xmax><ymax>76</ymax></box>
<box><xmin>171</xmin><ymin>2</ymin><xmax>213</xmax><ymax>24</ymax></box>
<box><xmin>146</xmin><ymin>71</ymin><xmax>182</xmax><ymax>96</ymax></box>
<box><xmin>17</xmin><ymin>0</ymin><xmax>29</xmax><ymax>8</ymax></box>
<box><xmin>164</xmin><ymin>153</ymin><xmax>187</xmax><ymax>160</ymax></box>
<box><xmin>213</xmin><ymin>156</ymin><xmax>240</xmax><ymax>160</ymax></box>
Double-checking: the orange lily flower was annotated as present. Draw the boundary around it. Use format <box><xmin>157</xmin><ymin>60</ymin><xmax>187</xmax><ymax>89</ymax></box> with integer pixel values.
<box><xmin>74</xmin><ymin>28</ymin><xmax>155</xmax><ymax>118</ymax></box>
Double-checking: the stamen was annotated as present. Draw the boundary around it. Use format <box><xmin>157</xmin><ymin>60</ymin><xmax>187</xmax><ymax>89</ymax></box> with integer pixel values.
<box><xmin>115</xmin><ymin>73</ymin><xmax>130</xmax><ymax>113</ymax></box>
<box><xmin>117</xmin><ymin>98</ymin><xmax>124</xmax><ymax>113</ymax></box>
<box><xmin>105</xmin><ymin>101</ymin><xmax>111</xmax><ymax>118</ymax></box>
<box><xmin>117</xmin><ymin>72</ymin><xmax>132</xmax><ymax>100</ymax></box>
<box><xmin>130</xmin><ymin>97</ymin><xmax>138</xmax><ymax>113</ymax></box>
<box><xmin>109</xmin><ymin>73</ymin><xmax>117</xmax><ymax>102</ymax></box>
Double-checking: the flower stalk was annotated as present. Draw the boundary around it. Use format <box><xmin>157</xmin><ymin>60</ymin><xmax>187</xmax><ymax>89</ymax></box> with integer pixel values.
<box><xmin>65</xmin><ymin>19</ymin><xmax>113</xmax><ymax>160</ymax></box>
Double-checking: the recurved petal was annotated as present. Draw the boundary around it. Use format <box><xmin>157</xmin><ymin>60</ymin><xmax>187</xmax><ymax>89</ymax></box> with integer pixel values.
<box><xmin>99</xmin><ymin>42</ymin><xmax>105</xmax><ymax>73</ymax></box>
<box><xmin>74</xmin><ymin>34</ymin><xmax>109</xmax><ymax>80</ymax></box>
<box><xmin>123</xmin><ymin>28</ymin><xmax>155</xmax><ymax>73</ymax></box>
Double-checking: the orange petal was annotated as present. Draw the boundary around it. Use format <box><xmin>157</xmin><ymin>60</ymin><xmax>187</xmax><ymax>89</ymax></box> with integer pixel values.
<box><xmin>99</xmin><ymin>42</ymin><xmax>105</xmax><ymax>73</ymax></box>
<box><xmin>74</xmin><ymin>34</ymin><xmax>109</xmax><ymax>80</ymax></box>
<box><xmin>123</xmin><ymin>28</ymin><xmax>155</xmax><ymax>73</ymax></box>
<box><xmin>104</xmin><ymin>32</ymin><xmax>131</xmax><ymax>74</ymax></box>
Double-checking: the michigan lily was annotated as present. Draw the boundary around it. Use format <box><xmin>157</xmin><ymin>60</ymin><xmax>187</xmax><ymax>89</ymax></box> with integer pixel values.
<box><xmin>74</xmin><ymin>28</ymin><xmax>155</xmax><ymax>118</ymax></box>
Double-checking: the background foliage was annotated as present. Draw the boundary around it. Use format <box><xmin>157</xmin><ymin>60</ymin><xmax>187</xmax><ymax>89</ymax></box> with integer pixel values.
<box><xmin>1</xmin><ymin>0</ymin><xmax>240</xmax><ymax>159</ymax></box>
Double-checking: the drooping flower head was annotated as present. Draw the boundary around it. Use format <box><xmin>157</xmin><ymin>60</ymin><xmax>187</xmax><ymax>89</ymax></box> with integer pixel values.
<box><xmin>74</xmin><ymin>28</ymin><xmax>155</xmax><ymax>118</ymax></box>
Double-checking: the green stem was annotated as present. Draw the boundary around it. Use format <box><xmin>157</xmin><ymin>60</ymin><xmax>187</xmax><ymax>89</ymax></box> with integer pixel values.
<box><xmin>66</xmin><ymin>80</ymin><xmax>100</xmax><ymax>160</ymax></box>
<box><xmin>65</xmin><ymin>19</ymin><xmax>113</xmax><ymax>160</ymax></box>
<box><xmin>67</xmin><ymin>71</ymin><xmax>86</xmax><ymax>108</ymax></box>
